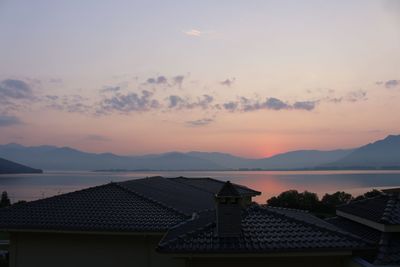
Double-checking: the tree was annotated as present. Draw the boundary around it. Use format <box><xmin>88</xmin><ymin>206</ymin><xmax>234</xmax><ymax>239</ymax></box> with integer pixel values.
<box><xmin>266</xmin><ymin>190</ymin><xmax>320</xmax><ymax>211</ymax></box>
<box><xmin>267</xmin><ymin>190</ymin><xmax>301</xmax><ymax>209</ymax></box>
<box><xmin>299</xmin><ymin>191</ymin><xmax>319</xmax><ymax>211</ymax></box>
<box><xmin>0</xmin><ymin>191</ymin><xmax>11</xmax><ymax>208</ymax></box>
<box><xmin>353</xmin><ymin>189</ymin><xmax>382</xmax><ymax>202</ymax></box>
<box><xmin>321</xmin><ymin>191</ymin><xmax>353</xmax><ymax>213</ymax></box>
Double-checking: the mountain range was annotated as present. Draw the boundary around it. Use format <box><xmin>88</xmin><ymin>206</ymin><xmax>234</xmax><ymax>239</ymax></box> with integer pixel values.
<box><xmin>0</xmin><ymin>135</ymin><xmax>399</xmax><ymax>171</ymax></box>
<box><xmin>0</xmin><ymin>157</ymin><xmax>43</xmax><ymax>174</ymax></box>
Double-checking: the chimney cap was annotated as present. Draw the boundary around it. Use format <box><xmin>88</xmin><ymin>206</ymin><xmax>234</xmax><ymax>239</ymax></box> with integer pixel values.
<box><xmin>216</xmin><ymin>181</ymin><xmax>240</xmax><ymax>198</ymax></box>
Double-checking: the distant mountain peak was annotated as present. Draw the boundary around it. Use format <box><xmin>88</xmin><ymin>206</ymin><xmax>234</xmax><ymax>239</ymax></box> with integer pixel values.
<box><xmin>321</xmin><ymin>134</ymin><xmax>400</xmax><ymax>169</ymax></box>
<box><xmin>1</xmin><ymin>134</ymin><xmax>399</xmax><ymax>171</ymax></box>
<box><xmin>0</xmin><ymin>157</ymin><xmax>43</xmax><ymax>174</ymax></box>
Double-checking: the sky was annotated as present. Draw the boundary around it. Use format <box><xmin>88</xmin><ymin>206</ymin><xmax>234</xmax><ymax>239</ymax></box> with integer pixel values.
<box><xmin>0</xmin><ymin>0</ymin><xmax>399</xmax><ymax>158</ymax></box>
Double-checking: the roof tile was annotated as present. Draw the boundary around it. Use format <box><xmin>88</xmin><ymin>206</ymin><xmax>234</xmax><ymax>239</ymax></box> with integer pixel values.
<box><xmin>158</xmin><ymin>205</ymin><xmax>371</xmax><ymax>253</ymax></box>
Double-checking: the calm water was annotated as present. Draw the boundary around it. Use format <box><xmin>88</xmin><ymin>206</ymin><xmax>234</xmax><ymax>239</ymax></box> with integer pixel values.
<box><xmin>1</xmin><ymin>170</ymin><xmax>400</xmax><ymax>203</ymax></box>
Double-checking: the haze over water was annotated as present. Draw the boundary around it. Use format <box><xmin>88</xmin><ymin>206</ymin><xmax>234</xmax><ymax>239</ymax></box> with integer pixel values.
<box><xmin>1</xmin><ymin>170</ymin><xmax>400</xmax><ymax>203</ymax></box>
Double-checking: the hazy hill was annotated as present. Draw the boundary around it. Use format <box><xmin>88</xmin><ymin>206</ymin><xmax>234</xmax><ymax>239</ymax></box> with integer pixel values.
<box><xmin>0</xmin><ymin>143</ymin><xmax>353</xmax><ymax>171</ymax></box>
<box><xmin>0</xmin><ymin>157</ymin><xmax>43</xmax><ymax>174</ymax></box>
<box><xmin>187</xmin><ymin>150</ymin><xmax>354</xmax><ymax>169</ymax></box>
<box><xmin>0</xmin><ymin>144</ymin><xmax>222</xmax><ymax>171</ymax></box>
<box><xmin>1</xmin><ymin>135</ymin><xmax>399</xmax><ymax>171</ymax></box>
<box><xmin>250</xmin><ymin>149</ymin><xmax>354</xmax><ymax>169</ymax></box>
<box><xmin>321</xmin><ymin>135</ymin><xmax>400</xmax><ymax>169</ymax></box>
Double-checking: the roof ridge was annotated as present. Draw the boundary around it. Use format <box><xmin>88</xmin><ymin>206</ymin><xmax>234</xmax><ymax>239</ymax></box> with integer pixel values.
<box><xmin>380</xmin><ymin>194</ymin><xmax>400</xmax><ymax>224</ymax></box>
<box><xmin>337</xmin><ymin>194</ymin><xmax>385</xmax><ymax>208</ymax></box>
<box><xmin>171</xmin><ymin>177</ymin><xmax>261</xmax><ymax>195</ymax></box>
<box><xmin>259</xmin><ymin>206</ymin><xmax>374</xmax><ymax>246</ymax></box>
<box><xmin>115</xmin><ymin>182</ymin><xmax>187</xmax><ymax>218</ymax></box>
<box><xmin>264</xmin><ymin>205</ymin><xmax>309</xmax><ymax>213</ymax></box>
<box><xmin>167</xmin><ymin>177</ymin><xmax>216</xmax><ymax>195</ymax></box>
<box><xmin>159</xmin><ymin>220</ymin><xmax>215</xmax><ymax>247</ymax></box>
<box><xmin>0</xmin><ymin>183</ymin><xmax>114</xmax><ymax>210</ymax></box>
<box><xmin>204</xmin><ymin>177</ymin><xmax>261</xmax><ymax>194</ymax></box>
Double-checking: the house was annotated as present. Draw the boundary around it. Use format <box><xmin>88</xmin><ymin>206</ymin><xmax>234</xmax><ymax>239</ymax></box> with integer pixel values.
<box><xmin>326</xmin><ymin>188</ymin><xmax>400</xmax><ymax>266</ymax></box>
<box><xmin>157</xmin><ymin>181</ymin><xmax>374</xmax><ymax>267</ymax></box>
<box><xmin>0</xmin><ymin>176</ymin><xmax>377</xmax><ymax>267</ymax></box>
<box><xmin>0</xmin><ymin>177</ymin><xmax>260</xmax><ymax>267</ymax></box>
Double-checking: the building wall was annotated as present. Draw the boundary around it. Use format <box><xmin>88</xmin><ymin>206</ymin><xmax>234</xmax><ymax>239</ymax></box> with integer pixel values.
<box><xmin>185</xmin><ymin>255</ymin><xmax>353</xmax><ymax>267</ymax></box>
<box><xmin>9</xmin><ymin>232</ymin><xmax>184</xmax><ymax>267</ymax></box>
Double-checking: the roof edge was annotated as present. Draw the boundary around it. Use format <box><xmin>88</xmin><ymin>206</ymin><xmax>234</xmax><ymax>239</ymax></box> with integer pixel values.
<box><xmin>337</xmin><ymin>210</ymin><xmax>400</xmax><ymax>232</ymax></box>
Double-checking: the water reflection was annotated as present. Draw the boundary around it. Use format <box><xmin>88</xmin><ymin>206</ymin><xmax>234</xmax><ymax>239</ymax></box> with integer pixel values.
<box><xmin>1</xmin><ymin>170</ymin><xmax>400</xmax><ymax>203</ymax></box>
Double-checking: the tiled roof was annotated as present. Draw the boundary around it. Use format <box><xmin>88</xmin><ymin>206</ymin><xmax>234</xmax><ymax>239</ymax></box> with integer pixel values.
<box><xmin>265</xmin><ymin>206</ymin><xmax>346</xmax><ymax>233</ymax></box>
<box><xmin>337</xmin><ymin>194</ymin><xmax>400</xmax><ymax>225</ymax></box>
<box><xmin>119</xmin><ymin>177</ymin><xmax>216</xmax><ymax>216</ymax></box>
<box><xmin>325</xmin><ymin>216</ymin><xmax>382</xmax><ymax>243</ymax></box>
<box><xmin>374</xmin><ymin>233</ymin><xmax>400</xmax><ymax>266</ymax></box>
<box><xmin>0</xmin><ymin>177</ymin><xmax>260</xmax><ymax>232</ymax></box>
<box><xmin>0</xmin><ymin>183</ymin><xmax>185</xmax><ymax>232</ymax></box>
<box><xmin>158</xmin><ymin>205</ymin><xmax>372</xmax><ymax>253</ymax></box>
<box><xmin>169</xmin><ymin>177</ymin><xmax>261</xmax><ymax>196</ymax></box>
<box><xmin>327</xmin><ymin>191</ymin><xmax>400</xmax><ymax>266</ymax></box>
<box><xmin>326</xmin><ymin>218</ymin><xmax>400</xmax><ymax>266</ymax></box>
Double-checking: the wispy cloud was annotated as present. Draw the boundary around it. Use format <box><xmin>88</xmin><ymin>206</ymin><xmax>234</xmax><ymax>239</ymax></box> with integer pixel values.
<box><xmin>45</xmin><ymin>95</ymin><xmax>92</xmax><ymax>114</ymax></box>
<box><xmin>100</xmin><ymin>86</ymin><xmax>121</xmax><ymax>93</ymax></box>
<box><xmin>183</xmin><ymin>29</ymin><xmax>202</xmax><ymax>37</ymax></box>
<box><xmin>346</xmin><ymin>90</ymin><xmax>367</xmax><ymax>102</ymax></box>
<box><xmin>98</xmin><ymin>90</ymin><xmax>160</xmax><ymax>114</ymax></box>
<box><xmin>167</xmin><ymin>94</ymin><xmax>214</xmax><ymax>110</ymax></box>
<box><xmin>385</xmin><ymin>80</ymin><xmax>399</xmax><ymax>89</ymax></box>
<box><xmin>293</xmin><ymin>101</ymin><xmax>318</xmax><ymax>111</ymax></box>
<box><xmin>146</xmin><ymin>76</ymin><xmax>167</xmax><ymax>85</ymax></box>
<box><xmin>144</xmin><ymin>74</ymin><xmax>186</xmax><ymax>88</ymax></box>
<box><xmin>220</xmin><ymin>78</ymin><xmax>235</xmax><ymax>87</ymax></box>
<box><xmin>222</xmin><ymin>97</ymin><xmax>318</xmax><ymax>112</ymax></box>
<box><xmin>185</xmin><ymin>118</ymin><xmax>214</xmax><ymax>127</ymax></box>
<box><xmin>324</xmin><ymin>90</ymin><xmax>367</xmax><ymax>103</ymax></box>
<box><xmin>172</xmin><ymin>75</ymin><xmax>185</xmax><ymax>88</ymax></box>
<box><xmin>0</xmin><ymin>79</ymin><xmax>34</xmax><ymax>99</ymax></box>
<box><xmin>376</xmin><ymin>80</ymin><xmax>400</xmax><ymax>89</ymax></box>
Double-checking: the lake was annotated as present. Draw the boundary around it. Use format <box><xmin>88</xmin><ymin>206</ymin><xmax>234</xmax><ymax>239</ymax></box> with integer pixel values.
<box><xmin>1</xmin><ymin>170</ymin><xmax>400</xmax><ymax>203</ymax></box>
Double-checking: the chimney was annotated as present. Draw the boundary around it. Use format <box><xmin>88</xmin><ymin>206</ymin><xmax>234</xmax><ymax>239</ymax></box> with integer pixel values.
<box><xmin>215</xmin><ymin>181</ymin><xmax>242</xmax><ymax>237</ymax></box>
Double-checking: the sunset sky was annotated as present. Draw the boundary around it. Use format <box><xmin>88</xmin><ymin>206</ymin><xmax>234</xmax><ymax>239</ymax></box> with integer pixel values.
<box><xmin>0</xmin><ymin>0</ymin><xmax>399</xmax><ymax>157</ymax></box>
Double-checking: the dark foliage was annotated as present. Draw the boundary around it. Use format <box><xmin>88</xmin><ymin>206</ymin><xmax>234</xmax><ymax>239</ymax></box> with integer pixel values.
<box><xmin>352</xmin><ymin>189</ymin><xmax>383</xmax><ymax>201</ymax></box>
<box><xmin>267</xmin><ymin>190</ymin><xmax>320</xmax><ymax>211</ymax></box>
<box><xmin>321</xmin><ymin>191</ymin><xmax>353</xmax><ymax>213</ymax></box>
<box><xmin>266</xmin><ymin>189</ymin><xmax>382</xmax><ymax>215</ymax></box>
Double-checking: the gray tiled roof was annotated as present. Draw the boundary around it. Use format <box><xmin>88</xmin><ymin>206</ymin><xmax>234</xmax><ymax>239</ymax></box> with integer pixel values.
<box><xmin>325</xmin><ymin>216</ymin><xmax>381</xmax><ymax>243</ymax></box>
<box><xmin>158</xmin><ymin>205</ymin><xmax>372</xmax><ymax>253</ymax></box>
<box><xmin>337</xmin><ymin>194</ymin><xmax>400</xmax><ymax>225</ymax></box>
<box><xmin>326</xmin><ymin>216</ymin><xmax>400</xmax><ymax>266</ymax></box>
<box><xmin>0</xmin><ymin>176</ymin><xmax>260</xmax><ymax>233</ymax></box>
<box><xmin>265</xmin><ymin>206</ymin><xmax>345</xmax><ymax>233</ymax></box>
<box><xmin>169</xmin><ymin>177</ymin><xmax>261</xmax><ymax>196</ymax></box>
<box><xmin>0</xmin><ymin>183</ymin><xmax>185</xmax><ymax>232</ymax></box>
<box><xmin>374</xmin><ymin>233</ymin><xmax>400</xmax><ymax>266</ymax></box>
<box><xmin>119</xmin><ymin>177</ymin><xmax>216</xmax><ymax>216</ymax></box>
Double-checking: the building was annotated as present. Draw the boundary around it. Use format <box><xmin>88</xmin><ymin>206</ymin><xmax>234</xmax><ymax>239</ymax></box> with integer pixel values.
<box><xmin>326</xmin><ymin>188</ymin><xmax>400</xmax><ymax>266</ymax></box>
<box><xmin>0</xmin><ymin>177</ymin><xmax>260</xmax><ymax>267</ymax></box>
<box><xmin>0</xmin><ymin>176</ymin><xmax>385</xmax><ymax>267</ymax></box>
<box><xmin>158</xmin><ymin>181</ymin><xmax>373</xmax><ymax>267</ymax></box>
